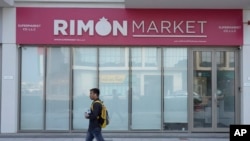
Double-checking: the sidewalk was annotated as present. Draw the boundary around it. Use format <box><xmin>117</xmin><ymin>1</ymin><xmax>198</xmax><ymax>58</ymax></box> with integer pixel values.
<box><xmin>0</xmin><ymin>133</ymin><xmax>229</xmax><ymax>141</ymax></box>
<box><xmin>0</xmin><ymin>132</ymin><xmax>229</xmax><ymax>141</ymax></box>
<box><xmin>0</xmin><ymin>138</ymin><xmax>229</xmax><ymax>141</ymax></box>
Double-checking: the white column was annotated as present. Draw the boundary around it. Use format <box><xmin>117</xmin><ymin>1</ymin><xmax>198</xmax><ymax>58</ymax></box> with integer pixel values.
<box><xmin>1</xmin><ymin>8</ymin><xmax>18</xmax><ymax>133</ymax></box>
<box><xmin>0</xmin><ymin>8</ymin><xmax>2</xmax><ymax>43</ymax></box>
<box><xmin>242</xmin><ymin>10</ymin><xmax>250</xmax><ymax>124</ymax></box>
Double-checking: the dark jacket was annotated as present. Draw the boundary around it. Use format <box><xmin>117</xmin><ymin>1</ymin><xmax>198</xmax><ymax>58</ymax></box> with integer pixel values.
<box><xmin>87</xmin><ymin>99</ymin><xmax>102</xmax><ymax>131</ymax></box>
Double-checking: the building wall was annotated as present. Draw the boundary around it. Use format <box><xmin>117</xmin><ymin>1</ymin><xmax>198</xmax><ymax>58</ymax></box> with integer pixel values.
<box><xmin>0</xmin><ymin>8</ymin><xmax>2</xmax><ymax>133</ymax></box>
<box><xmin>242</xmin><ymin>10</ymin><xmax>250</xmax><ymax>124</ymax></box>
<box><xmin>0</xmin><ymin>2</ymin><xmax>249</xmax><ymax>133</ymax></box>
<box><xmin>0</xmin><ymin>8</ymin><xmax>2</xmax><ymax>43</ymax></box>
<box><xmin>0</xmin><ymin>7</ymin><xmax>18</xmax><ymax>133</ymax></box>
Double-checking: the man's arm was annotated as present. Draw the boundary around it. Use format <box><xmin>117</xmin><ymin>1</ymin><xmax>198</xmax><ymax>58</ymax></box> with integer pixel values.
<box><xmin>88</xmin><ymin>102</ymin><xmax>102</xmax><ymax>120</ymax></box>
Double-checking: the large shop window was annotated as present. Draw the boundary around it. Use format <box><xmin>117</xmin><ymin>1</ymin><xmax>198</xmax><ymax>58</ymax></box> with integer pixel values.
<box><xmin>73</xmin><ymin>48</ymin><xmax>98</xmax><ymax>130</ymax></box>
<box><xmin>20</xmin><ymin>46</ymin><xmax>188</xmax><ymax>131</ymax></box>
<box><xmin>131</xmin><ymin>48</ymin><xmax>161</xmax><ymax>129</ymax></box>
<box><xmin>99</xmin><ymin>48</ymin><xmax>129</xmax><ymax>130</ymax></box>
<box><xmin>163</xmin><ymin>48</ymin><xmax>188</xmax><ymax>130</ymax></box>
<box><xmin>21</xmin><ymin>47</ymin><xmax>44</xmax><ymax>130</ymax></box>
<box><xmin>45</xmin><ymin>47</ymin><xmax>70</xmax><ymax>130</ymax></box>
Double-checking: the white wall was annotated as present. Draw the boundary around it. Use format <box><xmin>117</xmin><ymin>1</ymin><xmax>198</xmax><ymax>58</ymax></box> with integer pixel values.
<box><xmin>0</xmin><ymin>8</ymin><xmax>18</xmax><ymax>133</ymax></box>
<box><xmin>242</xmin><ymin>10</ymin><xmax>250</xmax><ymax>124</ymax></box>
<box><xmin>0</xmin><ymin>8</ymin><xmax>2</xmax><ymax>43</ymax></box>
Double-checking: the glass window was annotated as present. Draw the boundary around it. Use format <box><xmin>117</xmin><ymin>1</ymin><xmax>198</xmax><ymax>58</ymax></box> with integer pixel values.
<box><xmin>216</xmin><ymin>52</ymin><xmax>226</xmax><ymax>67</ymax></box>
<box><xmin>163</xmin><ymin>48</ymin><xmax>188</xmax><ymax>131</ymax></box>
<box><xmin>45</xmin><ymin>47</ymin><xmax>70</xmax><ymax>130</ymax></box>
<box><xmin>19</xmin><ymin>46</ymin><xmax>195</xmax><ymax>132</ymax></box>
<box><xmin>74</xmin><ymin>48</ymin><xmax>96</xmax><ymax>66</ymax></box>
<box><xmin>217</xmin><ymin>51</ymin><xmax>235</xmax><ymax>128</ymax></box>
<box><xmin>229</xmin><ymin>52</ymin><xmax>235</xmax><ymax>67</ymax></box>
<box><xmin>193</xmin><ymin>51</ymin><xmax>212</xmax><ymax>128</ymax></box>
<box><xmin>200</xmin><ymin>52</ymin><xmax>212</xmax><ymax>67</ymax></box>
<box><xmin>145</xmin><ymin>48</ymin><xmax>158</xmax><ymax>67</ymax></box>
<box><xmin>21</xmin><ymin>47</ymin><xmax>44</xmax><ymax>130</ymax></box>
<box><xmin>73</xmin><ymin>48</ymin><xmax>98</xmax><ymax>130</ymax></box>
<box><xmin>99</xmin><ymin>48</ymin><xmax>129</xmax><ymax>130</ymax></box>
<box><xmin>131</xmin><ymin>48</ymin><xmax>161</xmax><ymax>130</ymax></box>
<box><xmin>99</xmin><ymin>48</ymin><xmax>125</xmax><ymax>67</ymax></box>
<box><xmin>131</xmin><ymin>48</ymin><xmax>142</xmax><ymax>67</ymax></box>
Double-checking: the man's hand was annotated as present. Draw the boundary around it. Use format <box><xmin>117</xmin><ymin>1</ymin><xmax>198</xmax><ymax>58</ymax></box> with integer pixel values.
<box><xmin>85</xmin><ymin>112</ymin><xmax>89</xmax><ymax>118</ymax></box>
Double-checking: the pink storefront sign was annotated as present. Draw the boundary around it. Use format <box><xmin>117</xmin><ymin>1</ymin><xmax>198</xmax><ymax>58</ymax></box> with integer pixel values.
<box><xmin>16</xmin><ymin>8</ymin><xmax>243</xmax><ymax>46</ymax></box>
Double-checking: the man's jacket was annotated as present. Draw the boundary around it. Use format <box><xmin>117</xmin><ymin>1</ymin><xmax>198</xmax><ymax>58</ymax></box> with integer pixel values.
<box><xmin>87</xmin><ymin>99</ymin><xmax>102</xmax><ymax>131</ymax></box>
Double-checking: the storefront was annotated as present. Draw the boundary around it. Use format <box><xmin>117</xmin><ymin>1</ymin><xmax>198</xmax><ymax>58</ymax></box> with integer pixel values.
<box><xmin>14</xmin><ymin>8</ymin><xmax>243</xmax><ymax>133</ymax></box>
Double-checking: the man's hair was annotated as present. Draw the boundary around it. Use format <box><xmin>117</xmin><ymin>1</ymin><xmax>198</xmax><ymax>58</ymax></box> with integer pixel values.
<box><xmin>90</xmin><ymin>88</ymin><xmax>100</xmax><ymax>97</ymax></box>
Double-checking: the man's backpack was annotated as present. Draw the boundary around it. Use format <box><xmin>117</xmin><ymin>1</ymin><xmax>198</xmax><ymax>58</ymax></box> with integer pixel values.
<box><xmin>91</xmin><ymin>100</ymin><xmax>109</xmax><ymax>128</ymax></box>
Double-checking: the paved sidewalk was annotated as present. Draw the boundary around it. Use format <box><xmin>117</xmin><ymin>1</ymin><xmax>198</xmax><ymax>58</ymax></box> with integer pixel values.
<box><xmin>0</xmin><ymin>133</ymin><xmax>229</xmax><ymax>141</ymax></box>
<box><xmin>0</xmin><ymin>138</ymin><xmax>229</xmax><ymax>141</ymax></box>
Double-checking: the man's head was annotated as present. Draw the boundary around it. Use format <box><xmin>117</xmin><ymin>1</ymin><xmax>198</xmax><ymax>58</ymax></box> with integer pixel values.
<box><xmin>89</xmin><ymin>88</ymin><xmax>100</xmax><ymax>100</ymax></box>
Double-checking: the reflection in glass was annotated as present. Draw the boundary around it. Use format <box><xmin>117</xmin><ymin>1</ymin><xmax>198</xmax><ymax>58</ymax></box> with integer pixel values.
<box><xmin>21</xmin><ymin>47</ymin><xmax>44</xmax><ymax>130</ymax></box>
<box><xmin>145</xmin><ymin>48</ymin><xmax>158</xmax><ymax>67</ymax></box>
<box><xmin>216</xmin><ymin>51</ymin><xmax>235</xmax><ymax>128</ymax></box>
<box><xmin>45</xmin><ymin>47</ymin><xmax>70</xmax><ymax>130</ymax></box>
<box><xmin>73</xmin><ymin>48</ymin><xmax>98</xmax><ymax>130</ymax></box>
<box><xmin>200</xmin><ymin>52</ymin><xmax>211</xmax><ymax>67</ymax></box>
<box><xmin>229</xmin><ymin>52</ymin><xmax>235</xmax><ymax>67</ymax></box>
<box><xmin>193</xmin><ymin>51</ymin><xmax>212</xmax><ymax>128</ymax></box>
<box><xmin>131</xmin><ymin>48</ymin><xmax>142</xmax><ymax>67</ymax></box>
<box><xmin>131</xmin><ymin>48</ymin><xmax>161</xmax><ymax>130</ymax></box>
<box><xmin>74</xmin><ymin>48</ymin><xmax>97</xmax><ymax>66</ymax></box>
<box><xmin>99</xmin><ymin>48</ymin><xmax>125</xmax><ymax>67</ymax></box>
<box><xmin>216</xmin><ymin>52</ymin><xmax>226</xmax><ymax>67</ymax></box>
<box><xmin>99</xmin><ymin>48</ymin><xmax>128</xmax><ymax>130</ymax></box>
<box><xmin>20</xmin><ymin>46</ymin><xmax>237</xmax><ymax>132</ymax></box>
<box><xmin>163</xmin><ymin>48</ymin><xmax>188</xmax><ymax>131</ymax></box>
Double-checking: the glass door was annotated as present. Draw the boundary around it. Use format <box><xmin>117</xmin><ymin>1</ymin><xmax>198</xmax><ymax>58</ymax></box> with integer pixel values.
<box><xmin>191</xmin><ymin>48</ymin><xmax>239</xmax><ymax>132</ymax></box>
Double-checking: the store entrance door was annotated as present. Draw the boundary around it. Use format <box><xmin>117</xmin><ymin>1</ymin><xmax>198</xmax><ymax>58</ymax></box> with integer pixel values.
<box><xmin>190</xmin><ymin>48</ymin><xmax>239</xmax><ymax>132</ymax></box>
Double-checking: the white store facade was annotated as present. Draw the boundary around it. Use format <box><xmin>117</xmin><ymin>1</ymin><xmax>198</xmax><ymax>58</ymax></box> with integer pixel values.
<box><xmin>1</xmin><ymin>0</ymin><xmax>250</xmax><ymax>134</ymax></box>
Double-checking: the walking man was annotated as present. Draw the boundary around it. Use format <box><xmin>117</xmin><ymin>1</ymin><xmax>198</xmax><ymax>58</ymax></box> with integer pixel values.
<box><xmin>85</xmin><ymin>88</ymin><xmax>105</xmax><ymax>141</ymax></box>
